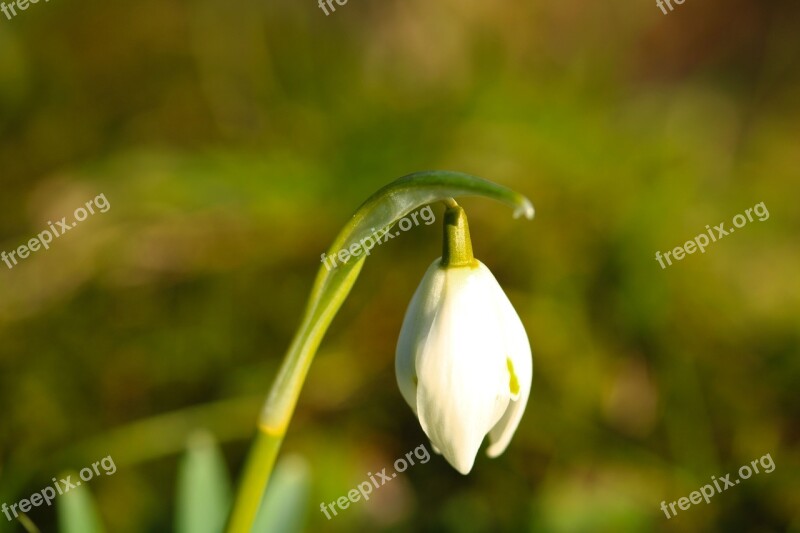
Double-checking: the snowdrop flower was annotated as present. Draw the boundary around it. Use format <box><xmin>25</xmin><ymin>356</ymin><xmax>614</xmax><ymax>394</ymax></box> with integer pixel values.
<box><xmin>396</xmin><ymin>204</ymin><xmax>532</xmax><ymax>474</ymax></box>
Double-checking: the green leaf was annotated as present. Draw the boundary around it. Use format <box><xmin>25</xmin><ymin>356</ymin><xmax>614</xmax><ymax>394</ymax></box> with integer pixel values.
<box><xmin>175</xmin><ymin>430</ymin><xmax>233</xmax><ymax>533</ymax></box>
<box><xmin>252</xmin><ymin>455</ymin><xmax>311</xmax><ymax>533</ymax></box>
<box><xmin>56</xmin><ymin>473</ymin><xmax>105</xmax><ymax>533</ymax></box>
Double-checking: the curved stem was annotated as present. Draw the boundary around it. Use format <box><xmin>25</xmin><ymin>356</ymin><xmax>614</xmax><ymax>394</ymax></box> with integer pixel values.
<box><xmin>442</xmin><ymin>197</ymin><xmax>459</xmax><ymax>209</ymax></box>
<box><xmin>226</xmin><ymin>262</ymin><xmax>361</xmax><ymax>533</ymax></box>
<box><xmin>226</xmin><ymin>171</ymin><xmax>533</xmax><ymax>532</ymax></box>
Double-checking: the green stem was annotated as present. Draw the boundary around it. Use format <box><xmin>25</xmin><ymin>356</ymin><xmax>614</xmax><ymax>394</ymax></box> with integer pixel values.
<box><xmin>441</xmin><ymin>205</ymin><xmax>476</xmax><ymax>268</ymax></box>
<box><xmin>442</xmin><ymin>197</ymin><xmax>459</xmax><ymax>209</ymax></box>
<box><xmin>226</xmin><ymin>171</ymin><xmax>533</xmax><ymax>532</ymax></box>
<box><xmin>226</xmin><ymin>260</ymin><xmax>362</xmax><ymax>533</ymax></box>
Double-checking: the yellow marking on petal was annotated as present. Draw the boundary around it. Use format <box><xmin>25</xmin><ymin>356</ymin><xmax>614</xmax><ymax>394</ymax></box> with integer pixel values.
<box><xmin>507</xmin><ymin>357</ymin><xmax>520</xmax><ymax>396</ymax></box>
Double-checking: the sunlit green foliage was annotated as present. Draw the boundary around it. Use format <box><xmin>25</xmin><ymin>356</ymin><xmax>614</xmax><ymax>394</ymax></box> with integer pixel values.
<box><xmin>0</xmin><ymin>0</ymin><xmax>798</xmax><ymax>531</ymax></box>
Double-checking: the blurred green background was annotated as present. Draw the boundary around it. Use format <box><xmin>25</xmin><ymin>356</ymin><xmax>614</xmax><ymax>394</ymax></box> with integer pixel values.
<box><xmin>1</xmin><ymin>0</ymin><xmax>799</xmax><ymax>531</ymax></box>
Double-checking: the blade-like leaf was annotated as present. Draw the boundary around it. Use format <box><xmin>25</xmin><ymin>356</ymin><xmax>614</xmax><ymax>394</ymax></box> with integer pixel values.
<box><xmin>176</xmin><ymin>430</ymin><xmax>233</xmax><ymax>533</ymax></box>
<box><xmin>56</xmin><ymin>472</ymin><xmax>105</xmax><ymax>533</ymax></box>
<box><xmin>252</xmin><ymin>455</ymin><xmax>310</xmax><ymax>533</ymax></box>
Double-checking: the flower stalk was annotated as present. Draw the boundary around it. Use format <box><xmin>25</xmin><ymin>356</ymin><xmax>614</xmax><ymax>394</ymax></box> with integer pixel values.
<box><xmin>441</xmin><ymin>203</ymin><xmax>476</xmax><ymax>268</ymax></box>
<box><xmin>226</xmin><ymin>171</ymin><xmax>533</xmax><ymax>532</ymax></box>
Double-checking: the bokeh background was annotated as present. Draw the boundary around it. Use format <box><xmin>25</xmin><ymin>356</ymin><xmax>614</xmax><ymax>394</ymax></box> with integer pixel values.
<box><xmin>1</xmin><ymin>0</ymin><xmax>799</xmax><ymax>531</ymax></box>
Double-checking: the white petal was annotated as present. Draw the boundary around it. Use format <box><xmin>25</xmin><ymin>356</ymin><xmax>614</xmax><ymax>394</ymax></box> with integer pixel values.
<box><xmin>481</xmin><ymin>263</ymin><xmax>532</xmax><ymax>458</ymax></box>
<box><xmin>395</xmin><ymin>260</ymin><xmax>446</xmax><ymax>414</ymax></box>
<box><xmin>415</xmin><ymin>265</ymin><xmax>510</xmax><ymax>474</ymax></box>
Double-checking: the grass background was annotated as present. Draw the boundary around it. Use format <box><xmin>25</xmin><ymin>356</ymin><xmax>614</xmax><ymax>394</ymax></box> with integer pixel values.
<box><xmin>0</xmin><ymin>0</ymin><xmax>798</xmax><ymax>531</ymax></box>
